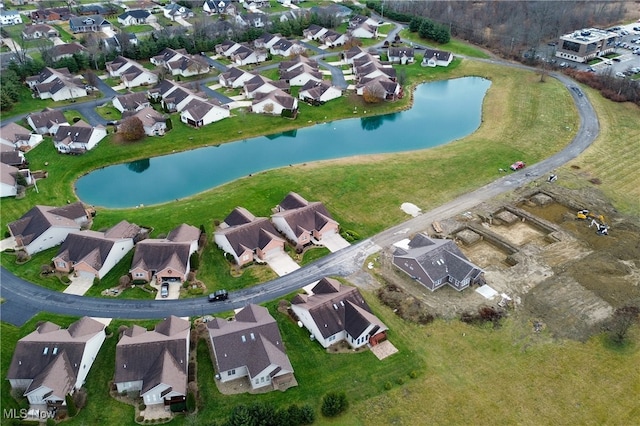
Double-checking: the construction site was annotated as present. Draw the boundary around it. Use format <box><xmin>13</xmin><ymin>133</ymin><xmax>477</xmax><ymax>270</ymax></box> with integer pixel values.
<box><xmin>371</xmin><ymin>184</ymin><xmax>640</xmax><ymax>342</ymax></box>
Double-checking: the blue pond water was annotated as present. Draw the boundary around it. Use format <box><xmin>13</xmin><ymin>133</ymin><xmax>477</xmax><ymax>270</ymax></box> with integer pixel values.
<box><xmin>76</xmin><ymin>77</ymin><xmax>491</xmax><ymax>208</ymax></box>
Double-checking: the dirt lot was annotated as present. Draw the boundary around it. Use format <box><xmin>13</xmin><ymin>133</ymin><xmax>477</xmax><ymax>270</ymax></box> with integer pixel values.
<box><xmin>366</xmin><ymin>185</ymin><xmax>640</xmax><ymax>341</ymax></box>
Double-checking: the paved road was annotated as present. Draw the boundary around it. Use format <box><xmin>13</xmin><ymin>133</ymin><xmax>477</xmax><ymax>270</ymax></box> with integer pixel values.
<box><xmin>0</xmin><ymin>61</ymin><xmax>599</xmax><ymax>325</ymax></box>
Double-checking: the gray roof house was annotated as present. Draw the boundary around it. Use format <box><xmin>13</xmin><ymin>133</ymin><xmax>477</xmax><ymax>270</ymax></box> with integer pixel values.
<box><xmin>291</xmin><ymin>278</ymin><xmax>388</xmax><ymax>349</ymax></box>
<box><xmin>7</xmin><ymin>202</ymin><xmax>89</xmax><ymax>255</ymax></box>
<box><xmin>214</xmin><ymin>207</ymin><xmax>285</xmax><ymax>267</ymax></box>
<box><xmin>207</xmin><ymin>304</ymin><xmax>295</xmax><ymax>391</ymax></box>
<box><xmin>112</xmin><ymin>92</ymin><xmax>151</xmax><ymax>113</ymax></box>
<box><xmin>7</xmin><ymin>317</ymin><xmax>106</xmax><ymax>410</ymax></box>
<box><xmin>69</xmin><ymin>15</ymin><xmax>111</xmax><ymax>33</ymax></box>
<box><xmin>271</xmin><ymin>192</ymin><xmax>339</xmax><ymax>248</ymax></box>
<box><xmin>0</xmin><ymin>122</ymin><xmax>44</xmax><ymax>149</ymax></box>
<box><xmin>114</xmin><ymin>316</ymin><xmax>190</xmax><ymax>406</ymax></box>
<box><xmin>392</xmin><ymin>233</ymin><xmax>484</xmax><ymax>292</ymax></box>
<box><xmin>26</xmin><ymin>109</ymin><xmax>69</xmax><ymax>135</ymax></box>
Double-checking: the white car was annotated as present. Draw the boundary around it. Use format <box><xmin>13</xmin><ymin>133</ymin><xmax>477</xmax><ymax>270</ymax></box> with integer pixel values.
<box><xmin>615</xmin><ymin>72</ymin><xmax>625</xmax><ymax>78</ymax></box>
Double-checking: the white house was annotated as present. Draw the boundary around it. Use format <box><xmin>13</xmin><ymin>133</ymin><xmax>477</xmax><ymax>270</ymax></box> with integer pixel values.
<box><xmin>0</xmin><ymin>122</ymin><xmax>44</xmax><ymax>149</ymax></box>
<box><xmin>26</xmin><ymin>109</ymin><xmax>69</xmax><ymax>135</ymax></box>
<box><xmin>0</xmin><ymin>164</ymin><xmax>32</xmax><ymax>198</ymax></box>
<box><xmin>25</xmin><ymin>67</ymin><xmax>87</xmax><ymax>102</ymax></box>
<box><xmin>7</xmin><ymin>202</ymin><xmax>89</xmax><ymax>255</ymax></box>
<box><xmin>7</xmin><ymin>317</ymin><xmax>106</xmax><ymax>410</ymax></box>
<box><xmin>231</xmin><ymin>45</ymin><xmax>267</xmax><ymax>66</ymax></box>
<box><xmin>129</xmin><ymin>106</ymin><xmax>167</xmax><ymax>136</ymax></box>
<box><xmin>115</xmin><ymin>316</ymin><xmax>190</xmax><ymax>407</ymax></box>
<box><xmin>53</xmin><ymin>121</ymin><xmax>107</xmax><ymax>154</ymax></box>
<box><xmin>421</xmin><ymin>48</ymin><xmax>453</xmax><ymax>67</ymax></box>
<box><xmin>207</xmin><ymin>304</ymin><xmax>295</xmax><ymax>391</ymax></box>
<box><xmin>269</xmin><ymin>38</ymin><xmax>305</xmax><ymax>57</ymax></box>
<box><xmin>117</xmin><ymin>10</ymin><xmax>156</xmax><ymax>26</ymax></box>
<box><xmin>298</xmin><ymin>80</ymin><xmax>342</xmax><ymax>104</ymax></box>
<box><xmin>164</xmin><ymin>3</ymin><xmax>193</xmax><ymax>20</ymax></box>
<box><xmin>350</xmin><ymin>22</ymin><xmax>378</xmax><ymax>39</ymax></box>
<box><xmin>251</xmin><ymin>89</ymin><xmax>297</xmax><ymax>115</ymax></box>
<box><xmin>121</xmin><ymin>66</ymin><xmax>158</xmax><ymax>89</ymax></box>
<box><xmin>0</xmin><ymin>10</ymin><xmax>23</xmax><ymax>25</ymax></box>
<box><xmin>180</xmin><ymin>99</ymin><xmax>230</xmax><ymax>128</ymax></box>
<box><xmin>271</xmin><ymin>192</ymin><xmax>339</xmax><ymax>247</ymax></box>
<box><xmin>112</xmin><ymin>92</ymin><xmax>150</xmax><ymax>113</ymax></box>
<box><xmin>291</xmin><ymin>278</ymin><xmax>388</xmax><ymax>349</ymax></box>
<box><xmin>219</xmin><ymin>67</ymin><xmax>256</xmax><ymax>88</ymax></box>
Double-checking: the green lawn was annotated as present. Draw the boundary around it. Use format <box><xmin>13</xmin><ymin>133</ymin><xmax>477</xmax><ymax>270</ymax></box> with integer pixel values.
<box><xmin>399</xmin><ymin>30</ymin><xmax>492</xmax><ymax>59</ymax></box>
<box><xmin>96</xmin><ymin>104</ymin><xmax>122</xmax><ymax>120</ymax></box>
<box><xmin>53</xmin><ymin>24</ymin><xmax>74</xmax><ymax>42</ymax></box>
<box><xmin>1</xmin><ymin>85</ymin><xmax>96</xmax><ymax>119</ymax></box>
<box><xmin>123</xmin><ymin>24</ymin><xmax>154</xmax><ymax>34</ymax></box>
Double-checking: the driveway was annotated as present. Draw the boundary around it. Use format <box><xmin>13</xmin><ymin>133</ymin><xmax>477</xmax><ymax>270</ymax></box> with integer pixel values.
<box><xmin>265</xmin><ymin>252</ymin><xmax>300</xmax><ymax>276</ymax></box>
<box><xmin>64</xmin><ymin>271</ymin><xmax>94</xmax><ymax>296</ymax></box>
<box><xmin>0</xmin><ymin>237</ymin><xmax>16</xmax><ymax>251</ymax></box>
<box><xmin>319</xmin><ymin>233</ymin><xmax>351</xmax><ymax>252</ymax></box>
<box><xmin>154</xmin><ymin>281</ymin><xmax>180</xmax><ymax>300</ymax></box>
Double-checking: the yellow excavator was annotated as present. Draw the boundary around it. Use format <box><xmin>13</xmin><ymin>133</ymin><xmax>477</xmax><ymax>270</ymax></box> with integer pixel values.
<box><xmin>576</xmin><ymin>209</ymin><xmax>605</xmax><ymax>223</ymax></box>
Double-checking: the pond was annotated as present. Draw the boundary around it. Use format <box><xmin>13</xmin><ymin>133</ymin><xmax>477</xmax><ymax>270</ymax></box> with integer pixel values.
<box><xmin>76</xmin><ymin>77</ymin><xmax>491</xmax><ymax>208</ymax></box>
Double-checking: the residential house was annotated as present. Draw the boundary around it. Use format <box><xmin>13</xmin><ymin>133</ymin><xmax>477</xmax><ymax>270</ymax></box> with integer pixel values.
<box><xmin>271</xmin><ymin>192</ymin><xmax>339</xmax><ymax>247</ymax></box>
<box><xmin>219</xmin><ymin>67</ymin><xmax>256</xmax><ymax>89</ymax></box>
<box><xmin>230</xmin><ymin>44</ymin><xmax>267</xmax><ymax>66</ymax></box>
<box><xmin>166</xmin><ymin>55</ymin><xmax>210</xmax><ymax>78</ymax></box>
<box><xmin>30</xmin><ymin>7</ymin><xmax>71</xmax><ymax>24</ymax></box>
<box><xmin>162</xmin><ymin>86</ymin><xmax>206</xmax><ymax>113</ymax></box>
<box><xmin>49</xmin><ymin>42</ymin><xmax>88</xmax><ymax>61</ymax></box>
<box><xmin>25</xmin><ymin>67</ymin><xmax>87</xmax><ymax>102</ymax></box>
<box><xmin>278</xmin><ymin>9</ymin><xmax>308</xmax><ymax>23</ymax></box>
<box><xmin>298</xmin><ymin>80</ymin><xmax>342</xmax><ymax>105</ymax></box>
<box><xmin>7</xmin><ymin>317</ymin><xmax>106</xmax><ymax>411</ymax></box>
<box><xmin>112</xmin><ymin>92</ymin><xmax>150</xmax><ymax>113</ymax></box>
<box><xmin>214</xmin><ymin>207</ymin><xmax>285</xmax><ymax>267</ymax></box>
<box><xmin>115</xmin><ymin>316</ymin><xmax>190</xmax><ymax>407</ymax></box>
<box><xmin>129</xmin><ymin>223</ymin><xmax>200</xmax><ymax>283</ymax></box>
<box><xmin>342</xmin><ymin>46</ymin><xmax>373</xmax><ymax>65</ymax></box>
<box><xmin>53</xmin><ymin>120</ymin><xmax>107</xmax><ymax>154</ymax></box>
<box><xmin>388</xmin><ymin>47</ymin><xmax>415</xmax><ymax>65</ymax></box>
<box><xmin>150</xmin><ymin>47</ymin><xmax>187</xmax><ymax>67</ymax></box>
<box><xmin>107</xmin><ymin>56</ymin><xmax>158</xmax><ymax>88</ymax></box>
<box><xmin>7</xmin><ymin>201</ymin><xmax>89</xmax><ymax>255</ymax></box>
<box><xmin>117</xmin><ymin>10</ymin><xmax>156</xmax><ymax>26</ymax></box>
<box><xmin>269</xmin><ymin>38</ymin><xmax>305</xmax><ymax>57</ymax></box>
<box><xmin>180</xmin><ymin>98</ymin><xmax>230</xmax><ymax>128</ymax></box>
<box><xmin>253</xmin><ymin>32</ymin><xmax>281</xmax><ymax>50</ymax></box>
<box><xmin>77</xmin><ymin>4</ymin><xmax>116</xmax><ymax>16</ymax></box>
<box><xmin>26</xmin><ymin>109</ymin><xmax>68</xmax><ymax>135</ymax></box>
<box><xmin>355</xmin><ymin>75</ymin><xmax>401</xmax><ymax>100</ymax></box>
<box><xmin>0</xmin><ymin>143</ymin><xmax>28</xmax><ymax>167</ymax></box>
<box><xmin>353</xmin><ymin>57</ymin><xmax>396</xmax><ymax>82</ymax></box>
<box><xmin>243</xmin><ymin>74</ymin><xmax>289</xmax><ymax>99</ymax></box>
<box><xmin>0</xmin><ymin>122</ymin><xmax>44</xmax><ymax>150</ymax></box>
<box><xmin>203</xmin><ymin>0</ymin><xmax>237</xmax><ymax>15</ymax></box>
<box><xmin>21</xmin><ymin>24</ymin><xmax>59</xmax><ymax>40</ymax></box>
<box><xmin>242</xmin><ymin>0</ymin><xmax>270</xmax><ymax>11</ymax></box>
<box><xmin>207</xmin><ymin>304</ymin><xmax>295</xmax><ymax>391</ymax></box>
<box><xmin>52</xmin><ymin>220</ymin><xmax>143</xmax><ymax>279</ymax></box>
<box><xmin>235</xmin><ymin>12</ymin><xmax>266</xmax><ymax>29</ymax></box>
<box><xmin>421</xmin><ymin>48</ymin><xmax>453</xmax><ymax>67</ymax></box>
<box><xmin>279</xmin><ymin>63</ymin><xmax>322</xmax><ymax>86</ymax></box>
<box><xmin>291</xmin><ymin>278</ymin><xmax>388</xmax><ymax>349</ymax></box>
<box><xmin>126</xmin><ymin>106</ymin><xmax>167</xmax><ymax>136</ymax></box>
<box><xmin>303</xmin><ymin>24</ymin><xmax>328</xmax><ymax>41</ymax></box>
<box><xmin>164</xmin><ymin>3</ymin><xmax>193</xmax><ymax>20</ymax></box>
<box><xmin>349</xmin><ymin>21</ymin><xmax>378</xmax><ymax>39</ymax></box>
<box><xmin>319</xmin><ymin>29</ymin><xmax>348</xmax><ymax>48</ymax></box>
<box><xmin>0</xmin><ymin>162</ymin><xmax>32</xmax><ymax>198</ymax></box>
<box><xmin>349</xmin><ymin>14</ymin><xmax>379</xmax><ymax>30</ymax></box>
<box><xmin>310</xmin><ymin>4</ymin><xmax>352</xmax><ymax>24</ymax></box>
<box><xmin>0</xmin><ymin>10</ymin><xmax>22</xmax><ymax>25</ymax></box>
<box><xmin>215</xmin><ymin>40</ymin><xmax>243</xmax><ymax>57</ymax></box>
<box><xmin>69</xmin><ymin>15</ymin><xmax>111</xmax><ymax>33</ymax></box>
<box><xmin>392</xmin><ymin>233</ymin><xmax>485</xmax><ymax>292</ymax></box>
<box><xmin>252</xmin><ymin>89</ymin><xmax>297</xmax><ymax>116</ymax></box>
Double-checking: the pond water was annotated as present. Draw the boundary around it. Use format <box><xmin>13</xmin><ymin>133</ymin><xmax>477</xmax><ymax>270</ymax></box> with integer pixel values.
<box><xmin>76</xmin><ymin>77</ymin><xmax>491</xmax><ymax>208</ymax></box>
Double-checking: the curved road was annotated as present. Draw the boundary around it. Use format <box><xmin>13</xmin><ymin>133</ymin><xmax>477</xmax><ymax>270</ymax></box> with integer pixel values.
<box><xmin>0</xmin><ymin>25</ymin><xmax>600</xmax><ymax>325</ymax></box>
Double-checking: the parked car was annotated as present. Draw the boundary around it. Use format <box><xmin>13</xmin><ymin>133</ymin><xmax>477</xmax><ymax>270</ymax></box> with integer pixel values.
<box><xmin>208</xmin><ymin>289</ymin><xmax>228</xmax><ymax>302</ymax></box>
<box><xmin>510</xmin><ymin>161</ymin><xmax>526</xmax><ymax>171</ymax></box>
<box><xmin>161</xmin><ymin>283</ymin><xmax>169</xmax><ymax>298</ymax></box>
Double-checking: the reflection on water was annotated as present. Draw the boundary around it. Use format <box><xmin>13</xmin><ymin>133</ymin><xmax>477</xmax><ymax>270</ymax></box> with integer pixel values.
<box><xmin>76</xmin><ymin>77</ymin><xmax>491</xmax><ymax>208</ymax></box>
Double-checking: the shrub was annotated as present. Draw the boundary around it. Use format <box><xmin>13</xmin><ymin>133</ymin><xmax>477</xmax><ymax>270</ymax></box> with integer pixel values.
<box><xmin>136</xmin><ymin>416</ymin><xmax>144</xmax><ymax>422</ymax></box>
<box><xmin>186</xmin><ymin>391</ymin><xmax>196</xmax><ymax>412</ymax></box>
<box><xmin>396</xmin><ymin>377</ymin><xmax>405</xmax><ymax>385</ymax></box>
<box><xmin>60</xmin><ymin>275</ymin><xmax>71</xmax><ymax>284</ymax></box>
<box><xmin>139</xmin><ymin>403</ymin><xmax>146</xmax><ymax>410</ymax></box>
<box><xmin>119</xmin><ymin>116</ymin><xmax>146</xmax><ymax>142</ymax></box>
<box><xmin>299</xmin><ymin>404</ymin><xmax>315</xmax><ymax>424</ymax></box>
<box><xmin>65</xmin><ymin>393</ymin><xmax>77</xmax><ymax>417</ymax></box>
<box><xmin>189</xmin><ymin>252</ymin><xmax>200</xmax><ymax>270</ymax></box>
<box><xmin>384</xmin><ymin>381</ymin><xmax>393</xmax><ymax>390</ymax></box>
<box><xmin>409</xmin><ymin>371</ymin><xmax>418</xmax><ymax>379</ymax></box>
<box><xmin>321</xmin><ymin>391</ymin><xmax>348</xmax><ymax>417</ymax></box>
<box><xmin>165</xmin><ymin>117</ymin><xmax>172</xmax><ymax>130</ymax></box>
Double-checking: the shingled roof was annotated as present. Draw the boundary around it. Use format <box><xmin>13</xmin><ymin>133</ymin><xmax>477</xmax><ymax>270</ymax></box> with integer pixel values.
<box><xmin>272</xmin><ymin>192</ymin><xmax>337</xmax><ymax>238</ymax></box>
<box><xmin>216</xmin><ymin>207</ymin><xmax>283</xmax><ymax>258</ymax></box>
<box><xmin>207</xmin><ymin>304</ymin><xmax>293</xmax><ymax>380</ymax></box>
<box><xmin>8</xmin><ymin>202</ymin><xmax>87</xmax><ymax>246</ymax></box>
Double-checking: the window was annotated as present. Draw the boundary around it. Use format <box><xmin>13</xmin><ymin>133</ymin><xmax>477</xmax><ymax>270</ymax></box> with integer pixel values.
<box><xmin>227</xmin><ymin>369</ymin><xmax>235</xmax><ymax>376</ymax></box>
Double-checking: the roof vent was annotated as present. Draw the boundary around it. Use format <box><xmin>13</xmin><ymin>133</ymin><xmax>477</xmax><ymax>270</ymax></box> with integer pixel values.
<box><xmin>123</xmin><ymin>364</ymin><xmax>127</xmax><ymax>368</ymax></box>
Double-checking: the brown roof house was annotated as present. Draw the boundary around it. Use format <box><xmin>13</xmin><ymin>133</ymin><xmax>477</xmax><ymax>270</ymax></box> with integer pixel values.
<box><xmin>421</xmin><ymin>48</ymin><xmax>453</xmax><ymax>67</ymax></box>
<box><xmin>207</xmin><ymin>304</ymin><xmax>296</xmax><ymax>391</ymax></box>
<box><xmin>8</xmin><ymin>202</ymin><xmax>90</xmax><ymax>255</ymax></box>
<box><xmin>392</xmin><ymin>233</ymin><xmax>484</xmax><ymax>292</ymax></box>
<box><xmin>6</xmin><ymin>317</ymin><xmax>106</xmax><ymax>410</ymax></box>
<box><xmin>112</xmin><ymin>91</ymin><xmax>150</xmax><ymax>113</ymax></box>
<box><xmin>125</xmin><ymin>106</ymin><xmax>167</xmax><ymax>136</ymax></box>
<box><xmin>22</xmin><ymin>24</ymin><xmax>59</xmax><ymax>40</ymax></box>
<box><xmin>114</xmin><ymin>316</ymin><xmax>190</xmax><ymax>406</ymax></box>
<box><xmin>271</xmin><ymin>192</ymin><xmax>339</xmax><ymax>248</ymax></box>
<box><xmin>25</xmin><ymin>67</ymin><xmax>87</xmax><ymax>102</ymax></box>
<box><xmin>53</xmin><ymin>120</ymin><xmax>106</xmax><ymax>154</ymax></box>
<box><xmin>291</xmin><ymin>278</ymin><xmax>388</xmax><ymax>349</ymax></box>
<box><xmin>52</xmin><ymin>220</ymin><xmax>144</xmax><ymax>279</ymax></box>
<box><xmin>0</xmin><ymin>162</ymin><xmax>33</xmax><ymax>198</ymax></box>
<box><xmin>129</xmin><ymin>224</ymin><xmax>200</xmax><ymax>283</ymax></box>
<box><xmin>214</xmin><ymin>207</ymin><xmax>285</xmax><ymax>267</ymax></box>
